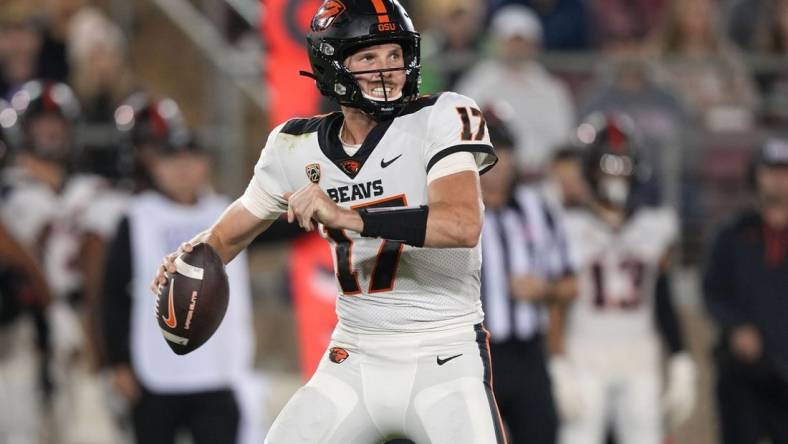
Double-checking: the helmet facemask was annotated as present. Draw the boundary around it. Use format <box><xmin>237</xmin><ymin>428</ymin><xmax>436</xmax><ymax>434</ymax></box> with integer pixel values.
<box><xmin>594</xmin><ymin>152</ymin><xmax>636</xmax><ymax>208</ymax></box>
<box><xmin>304</xmin><ymin>0</ymin><xmax>422</xmax><ymax>121</ymax></box>
<box><xmin>308</xmin><ymin>36</ymin><xmax>420</xmax><ymax>120</ymax></box>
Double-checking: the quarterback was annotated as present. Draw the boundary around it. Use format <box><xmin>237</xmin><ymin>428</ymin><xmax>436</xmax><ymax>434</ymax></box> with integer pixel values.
<box><xmin>152</xmin><ymin>1</ymin><xmax>506</xmax><ymax>443</ymax></box>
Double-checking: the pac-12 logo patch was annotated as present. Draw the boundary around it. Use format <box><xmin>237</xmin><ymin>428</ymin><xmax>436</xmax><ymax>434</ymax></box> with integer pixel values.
<box><xmin>329</xmin><ymin>347</ymin><xmax>349</xmax><ymax>364</ymax></box>
<box><xmin>311</xmin><ymin>0</ymin><xmax>346</xmax><ymax>32</ymax></box>
<box><xmin>305</xmin><ymin>163</ymin><xmax>321</xmax><ymax>183</ymax></box>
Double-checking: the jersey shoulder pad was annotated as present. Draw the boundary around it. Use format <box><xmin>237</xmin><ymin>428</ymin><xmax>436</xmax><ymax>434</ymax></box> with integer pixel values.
<box><xmin>631</xmin><ymin>206</ymin><xmax>678</xmax><ymax>247</ymax></box>
<box><xmin>279</xmin><ymin>113</ymin><xmax>337</xmax><ymax>136</ymax></box>
<box><xmin>397</xmin><ymin>94</ymin><xmax>443</xmax><ymax>117</ymax></box>
<box><xmin>434</xmin><ymin>91</ymin><xmax>482</xmax><ymax>113</ymax></box>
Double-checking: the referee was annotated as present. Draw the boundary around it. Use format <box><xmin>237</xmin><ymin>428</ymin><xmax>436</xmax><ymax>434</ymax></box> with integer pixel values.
<box><xmin>480</xmin><ymin>109</ymin><xmax>575</xmax><ymax>444</ymax></box>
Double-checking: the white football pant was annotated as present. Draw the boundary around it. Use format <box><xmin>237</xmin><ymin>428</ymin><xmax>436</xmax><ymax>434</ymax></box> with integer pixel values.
<box><xmin>559</xmin><ymin>339</ymin><xmax>661</xmax><ymax>444</ymax></box>
<box><xmin>265</xmin><ymin>323</ymin><xmax>507</xmax><ymax>444</ymax></box>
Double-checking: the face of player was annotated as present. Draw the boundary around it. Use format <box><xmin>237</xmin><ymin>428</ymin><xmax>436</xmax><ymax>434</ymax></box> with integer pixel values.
<box><xmin>344</xmin><ymin>43</ymin><xmax>406</xmax><ymax>102</ymax></box>
<box><xmin>481</xmin><ymin>147</ymin><xmax>516</xmax><ymax>208</ymax></box>
<box><xmin>595</xmin><ymin>172</ymin><xmax>631</xmax><ymax>209</ymax></box>
<box><xmin>151</xmin><ymin>151</ymin><xmax>211</xmax><ymax>204</ymax></box>
<box><xmin>550</xmin><ymin>157</ymin><xmax>589</xmax><ymax>207</ymax></box>
<box><xmin>26</xmin><ymin>113</ymin><xmax>71</xmax><ymax>163</ymax></box>
<box><xmin>758</xmin><ymin>167</ymin><xmax>788</xmax><ymax>229</ymax></box>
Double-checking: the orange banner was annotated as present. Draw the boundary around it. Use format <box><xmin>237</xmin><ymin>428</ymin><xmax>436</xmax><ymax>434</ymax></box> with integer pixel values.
<box><xmin>262</xmin><ymin>0</ymin><xmax>322</xmax><ymax>127</ymax></box>
<box><xmin>289</xmin><ymin>232</ymin><xmax>338</xmax><ymax>379</ymax></box>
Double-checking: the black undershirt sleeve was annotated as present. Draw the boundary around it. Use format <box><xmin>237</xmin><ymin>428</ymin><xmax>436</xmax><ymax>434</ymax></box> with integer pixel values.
<box><xmin>101</xmin><ymin>217</ymin><xmax>133</xmax><ymax>366</ymax></box>
<box><xmin>655</xmin><ymin>272</ymin><xmax>685</xmax><ymax>354</ymax></box>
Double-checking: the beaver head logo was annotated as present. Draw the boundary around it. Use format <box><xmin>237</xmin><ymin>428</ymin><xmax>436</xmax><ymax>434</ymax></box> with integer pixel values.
<box><xmin>312</xmin><ymin>0</ymin><xmax>346</xmax><ymax>32</ymax></box>
<box><xmin>329</xmin><ymin>347</ymin><xmax>349</xmax><ymax>364</ymax></box>
<box><xmin>340</xmin><ymin>159</ymin><xmax>360</xmax><ymax>175</ymax></box>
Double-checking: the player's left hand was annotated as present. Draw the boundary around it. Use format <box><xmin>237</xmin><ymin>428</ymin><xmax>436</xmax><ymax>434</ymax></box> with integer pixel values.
<box><xmin>662</xmin><ymin>352</ymin><xmax>698</xmax><ymax>430</ymax></box>
<box><xmin>510</xmin><ymin>275</ymin><xmax>548</xmax><ymax>301</ymax></box>
<box><xmin>284</xmin><ymin>183</ymin><xmax>343</xmax><ymax>231</ymax></box>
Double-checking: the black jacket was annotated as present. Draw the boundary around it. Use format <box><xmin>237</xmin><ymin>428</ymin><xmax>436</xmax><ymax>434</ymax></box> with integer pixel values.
<box><xmin>703</xmin><ymin>209</ymin><xmax>788</xmax><ymax>374</ymax></box>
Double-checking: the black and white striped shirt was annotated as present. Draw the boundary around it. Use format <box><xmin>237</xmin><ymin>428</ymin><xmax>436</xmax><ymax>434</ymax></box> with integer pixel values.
<box><xmin>481</xmin><ymin>185</ymin><xmax>572</xmax><ymax>342</ymax></box>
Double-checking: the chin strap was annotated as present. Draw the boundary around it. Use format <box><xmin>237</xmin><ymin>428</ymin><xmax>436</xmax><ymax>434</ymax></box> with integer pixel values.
<box><xmin>299</xmin><ymin>70</ymin><xmax>318</xmax><ymax>80</ymax></box>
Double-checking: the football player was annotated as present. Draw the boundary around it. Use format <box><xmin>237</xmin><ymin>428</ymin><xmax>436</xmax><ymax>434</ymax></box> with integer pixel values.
<box><xmin>102</xmin><ymin>97</ymin><xmax>261</xmax><ymax>444</ymax></box>
<box><xmin>0</xmin><ymin>100</ymin><xmax>53</xmax><ymax>443</ymax></box>
<box><xmin>550</xmin><ymin>113</ymin><xmax>697</xmax><ymax>444</ymax></box>
<box><xmin>0</xmin><ymin>80</ymin><xmax>126</xmax><ymax>441</ymax></box>
<box><xmin>152</xmin><ymin>1</ymin><xmax>506</xmax><ymax>443</ymax></box>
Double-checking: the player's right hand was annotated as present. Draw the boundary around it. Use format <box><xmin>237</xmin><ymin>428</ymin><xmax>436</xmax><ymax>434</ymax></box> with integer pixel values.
<box><xmin>730</xmin><ymin>324</ymin><xmax>762</xmax><ymax>363</ymax></box>
<box><xmin>150</xmin><ymin>242</ymin><xmax>194</xmax><ymax>294</ymax></box>
<box><xmin>548</xmin><ymin>355</ymin><xmax>589</xmax><ymax>422</ymax></box>
<box><xmin>111</xmin><ymin>364</ymin><xmax>140</xmax><ymax>402</ymax></box>
<box><xmin>662</xmin><ymin>352</ymin><xmax>697</xmax><ymax>430</ymax></box>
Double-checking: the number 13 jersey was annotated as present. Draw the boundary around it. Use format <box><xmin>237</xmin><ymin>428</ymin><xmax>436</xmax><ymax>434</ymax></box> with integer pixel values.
<box><xmin>241</xmin><ymin>92</ymin><xmax>497</xmax><ymax>334</ymax></box>
<box><xmin>563</xmin><ymin>206</ymin><xmax>678</xmax><ymax>344</ymax></box>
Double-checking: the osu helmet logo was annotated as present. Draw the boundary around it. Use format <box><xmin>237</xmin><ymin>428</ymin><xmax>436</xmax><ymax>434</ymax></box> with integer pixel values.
<box><xmin>329</xmin><ymin>347</ymin><xmax>349</xmax><ymax>364</ymax></box>
<box><xmin>312</xmin><ymin>0</ymin><xmax>346</xmax><ymax>32</ymax></box>
<box><xmin>305</xmin><ymin>163</ymin><xmax>321</xmax><ymax>183</ymax></box>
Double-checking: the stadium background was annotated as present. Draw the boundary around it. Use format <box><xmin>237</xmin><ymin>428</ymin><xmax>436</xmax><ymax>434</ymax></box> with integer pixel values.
<box><xmin>2</xmin><ymin>0</ymin><xmax>786</xmax><ymax>442</ymax></box>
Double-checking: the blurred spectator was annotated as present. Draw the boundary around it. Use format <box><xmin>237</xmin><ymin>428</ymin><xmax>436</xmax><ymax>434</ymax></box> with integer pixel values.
<box><xmin>703</xmin><ymin>137</ymin><xmax>788</xmax><ymax>444</ymax></box>
<box><xmin>68</xmin><ymin>7</ymin><xmax>137</xmax><ymax>178</ymax></box>
<box><xmin>101</xmin><ymin>134</ymin><xmax>261</xmax><ymax>444</ymax></box>
<box><xmin>456</xmin><ymin>5</ymin><xmax>575</xmax><ymax>176</ymax></box>
<box><xmin>36</xmin><ymin>0</ymin><xmax>88</xmax><ymax>84</ymax></box>
<box><xmin>492</xmin><ymin>0</ymin><xmax>590</xmax><ymax>50</ymax></box>
<box><xmin>650</xmin><ymin>0</ymin><xmax>759</xmax><ymax>132</ymax></box>
<box><xmin>68</xmin><ymin>8</ymin><xmax>134</xmax><ymax>123</ymax></box>
<box><xmin>587</xmin><ymin>0</ymin><xmax>667</xmax><ymax>47</ymax></box>
<box><xmin>726</xmin><ymin>0</ymin><xmax>770</xmax><ymax>50</ymax></box>
<box><xmin>479</xmin><ymin>108</ymin><xmax>574</xmax><ymax>444</ymax></box>
<box><xmin>419</xmin><ymin>0</ymin><xmax>487</xmax><ymax>92</ymax></box>
<box><xmin>743</xmin><ymin>0</ymin><xmax>788</xmax><ymax>125</ymax></box>
<box><xmin>551</xmin><ymin>114</ymin><xmax>696</xmax><ymax>444</ymax></box>
<box><xmin>0</xmin><ymin>19</ymin><xmax>42</xmax><ymax>99</ymax></box>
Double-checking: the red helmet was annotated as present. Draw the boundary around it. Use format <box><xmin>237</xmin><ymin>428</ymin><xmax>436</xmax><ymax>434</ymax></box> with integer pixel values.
<box><xmin>7</xmin><ymin>80</ymin><xmax>81</xmax><ymax>162</ymax></box>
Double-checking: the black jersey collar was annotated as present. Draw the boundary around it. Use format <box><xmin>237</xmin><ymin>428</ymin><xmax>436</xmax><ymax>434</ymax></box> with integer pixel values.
<box><xmin>315</xmin><ymin>95</ymin><xmax>442</xmax><ymax>179</ymax></box>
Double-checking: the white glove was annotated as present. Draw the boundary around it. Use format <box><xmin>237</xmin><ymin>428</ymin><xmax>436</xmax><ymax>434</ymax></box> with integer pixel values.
<box><xmin>548</xmin><ymin>355</ymin><xmax>588</xmax><ymax>422</ymax></box>
<box><xmin>662</xmin><ymin>352</ymin><xmax>698</xmax><ymax>430</ymax></box>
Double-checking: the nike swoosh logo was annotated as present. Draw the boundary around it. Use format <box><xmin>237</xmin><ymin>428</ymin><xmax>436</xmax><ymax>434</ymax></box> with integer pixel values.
<box><xmin>380</xmin><ymin>154</ymin><xmax>402</xmax><ymax>168</ymax></box>
<box><xmin>163</xmin><ymin>278</ymin><xmax>177</xmax><ymax>328</ymax></box>
<box><xmin>437</xmin><ymin>353</ymin><xmax>462</xmax><ymax>366</ymax></box>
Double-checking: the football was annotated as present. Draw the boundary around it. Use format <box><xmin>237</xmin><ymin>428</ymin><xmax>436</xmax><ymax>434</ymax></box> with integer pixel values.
<box><xmin>155</xmin><ymin>243</ymin><xmax>229</xmax><ymax>355</ymax></box>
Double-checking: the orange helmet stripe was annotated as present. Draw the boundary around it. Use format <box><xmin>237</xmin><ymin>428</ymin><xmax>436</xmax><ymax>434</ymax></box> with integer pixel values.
<box><xmin>370</xmin><ymin>0</ymin><xmax>390</xmax><ymax>23</ymax></box>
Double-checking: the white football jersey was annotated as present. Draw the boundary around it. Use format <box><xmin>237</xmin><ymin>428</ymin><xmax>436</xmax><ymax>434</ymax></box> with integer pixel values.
<box><xmin>563</xmin><ymin>206</ymin><xmax>677</xmax><ymax>345</ymax></box>
<box><xmin>245</xmin><ymin>93</ymin><xmax>496</xmax><ymax>333</ymax></box>
<box><xmin>0</xmin><ymin>171</ymin><xmax>128</xmax><ymax>299</ymax></box>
